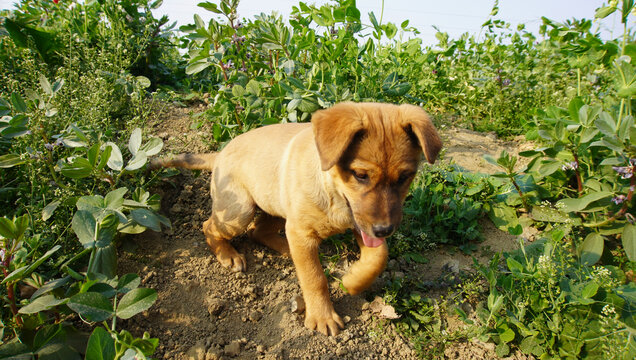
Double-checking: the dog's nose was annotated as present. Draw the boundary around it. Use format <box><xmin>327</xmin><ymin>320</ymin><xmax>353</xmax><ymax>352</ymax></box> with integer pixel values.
<box><xmin>372</xmin><ymin>224</ymin><xmax>394</xmax><ymax>238</ymax></box>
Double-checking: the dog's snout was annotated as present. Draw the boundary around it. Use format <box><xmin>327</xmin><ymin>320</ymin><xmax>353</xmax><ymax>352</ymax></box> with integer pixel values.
<box><xmin>372</xmin><ymin>224</ymin><xmax>394</xmax><ymax>238</ymax></box>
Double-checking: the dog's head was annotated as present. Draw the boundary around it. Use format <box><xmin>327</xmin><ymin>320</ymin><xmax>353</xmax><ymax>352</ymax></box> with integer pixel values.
<box><xmin>311</xmin><ymin>102</ymin><xmax>442</xmax><ymax>248</ymax></box>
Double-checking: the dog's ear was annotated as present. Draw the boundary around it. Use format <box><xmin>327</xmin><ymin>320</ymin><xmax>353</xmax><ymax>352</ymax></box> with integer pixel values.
<box><xmin>399</xmin><ymin>104</ymin><xmax>442</xmax><ymax>164</ymax></box>
<box><xmin>311</xmin><ymin>103</ymin><xmax>365</xmax><ymax>171</ymax></box>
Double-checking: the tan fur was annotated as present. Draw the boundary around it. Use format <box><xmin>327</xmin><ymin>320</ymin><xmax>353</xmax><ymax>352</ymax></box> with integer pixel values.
<box><xmin>153</xmin><ymin>102</ymin><xmax>441</xmax><ymax>336</ymax></box>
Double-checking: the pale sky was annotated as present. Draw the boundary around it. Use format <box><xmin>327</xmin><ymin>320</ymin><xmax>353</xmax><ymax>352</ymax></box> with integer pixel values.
<box><xmin>0</xmin><ymin>1</ymin><xmax>625</xmax><ymax>45</ymax></box>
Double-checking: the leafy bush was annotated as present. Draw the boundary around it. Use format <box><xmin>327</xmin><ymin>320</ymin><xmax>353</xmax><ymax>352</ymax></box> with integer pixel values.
<box><xmin>396</xmin><ymin>165</ymin><xmax>496</xmax><ymax>252</ymax></box>
<box><xmin>476</xmin><ymin>231</ymin><xmax>636</xmax><ymax>358</ymax></box>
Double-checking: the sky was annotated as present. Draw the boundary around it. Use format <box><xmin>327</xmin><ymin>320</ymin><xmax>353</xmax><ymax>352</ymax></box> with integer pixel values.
<box><xmin>0</xmin><ymin>0</ymin><xmax>625</xmax><ymax>45</ymax></box>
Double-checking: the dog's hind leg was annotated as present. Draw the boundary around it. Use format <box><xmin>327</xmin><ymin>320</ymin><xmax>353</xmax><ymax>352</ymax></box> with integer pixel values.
<box><xmin>249</xmin><ymin>213</ymin><xmax>290</xmax><ymax>256</ymax></box>
<box><xmin>341</xmin><ymin>231</ymin><xmax>389</xmax><ymax>295</ymax></box>
<box><xmin>203</xmin><ymin>175</ymin><xmax>255</xmax><ymax>272</ymax></box>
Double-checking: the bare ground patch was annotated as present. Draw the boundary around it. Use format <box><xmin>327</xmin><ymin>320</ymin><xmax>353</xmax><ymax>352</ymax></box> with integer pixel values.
<box><xmin>120</xmin><ymin>106</ymin><xmax>533</xmax><ymax>359</ymax></box>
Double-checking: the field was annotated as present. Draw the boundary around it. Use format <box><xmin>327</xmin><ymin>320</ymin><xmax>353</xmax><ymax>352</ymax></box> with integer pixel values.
<box><xmin>1</xmin><ymin>0</ymin><xmax>635</xmax><ymax>359</ymax></box>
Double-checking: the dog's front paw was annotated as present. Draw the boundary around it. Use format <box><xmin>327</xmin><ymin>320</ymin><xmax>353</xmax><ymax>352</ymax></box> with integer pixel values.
<box><xmin>215</xmin><ymin>248</ymin><xmax>246</xmax><ymax>272</ymax></box>
<box><xmin>304</xmin><ymin>308</ymin><xmax>344</xmax><ymax>336</ymax></box>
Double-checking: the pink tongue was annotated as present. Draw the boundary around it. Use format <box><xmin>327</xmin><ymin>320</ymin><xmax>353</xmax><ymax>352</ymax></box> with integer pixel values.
<box><xmin>361</xmin><ymin>231</ymin><xmax>385</xmax><ymax>248</ymax></box>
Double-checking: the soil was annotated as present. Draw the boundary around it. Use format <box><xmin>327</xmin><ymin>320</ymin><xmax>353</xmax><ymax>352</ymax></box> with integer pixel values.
<box><xmin>119</xmin><ymin>106</ymin><xmax>534</xmax><ymax>359</ymax></box>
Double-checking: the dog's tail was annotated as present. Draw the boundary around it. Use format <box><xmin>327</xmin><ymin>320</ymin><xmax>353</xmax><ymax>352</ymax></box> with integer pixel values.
<box><xmin>149</xmin><ymin>153</ymin><xmax>217</xmax><ymax>171</ymax></box>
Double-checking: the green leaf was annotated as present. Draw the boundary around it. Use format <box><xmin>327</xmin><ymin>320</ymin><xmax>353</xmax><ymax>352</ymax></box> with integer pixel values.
<box><xmin>623</xmin><ymin>224</ymin><xmax>636</xmax><ymax>262</ymax></box>
<box><xmin>231</xmin><ymin>85</ymin><xmax>245</xmax><ymax>98</ymax></box>
<box><xmin>568</xmin><ymin>97</ymin><xmax>583</xmax><ymax>123</ymax></box>
<box><xmin>531</xmin><ymin>206</ymin><xmax>573</xmax><ymax>223</ymax></box>
<box><xmin>10</xmin><ymin>93</ymin><xmax>27</xmax><ymax>113</ymax></box>
<box><xmin>383</xmin><ymin>23</ymin><xmax>397</xmax><ymax>39</ymax></box>
<box><xmin>520</xmin><ymin>336</ymin><xmax>543</xmax><ymax>356</ymax></box>
<box><xmin>0</xmin><ymin>154</ymin><xmax>25</xmax><ymax>168</ymax></box>
<box><xmin>140</xmin><ymin>137</ymin><xmax>163</xmax><ymax>156</ymax></box>
<box><xmin>97</xmin><ymin>145</ymin><xmax>112</xmax><ymax>171</ymax></box>
<box><xmin>30</xmin><ymin>277</ymin><xmax>71</xmax><ymax>300</ymax></box>
<box><xmin>90</xmin><ymin>244</ymin><xmax>117</xmax><ymax>278</ymax></box>
<box><xmin>506</xmin><ymin>257</ymin><xmax>524</xmax><ymax>273</ymax></box>
<box><xmin>67</xmin><ymin>292</ymin><xmax>113</xmax><ymax>322</ymax></box>
<box><xmin>22</xmin><ymin>244</ymin><xmax>61</xmax><ymax>278</ymax></box>
<box><xmin>487</xmin><ymin>203</ymin><xmax>518</xmax><ymax>232</ymax></box>
<box><xmin>538</xmin><ymin>160</ymin><xmax>561</xmax><ymax>177</ymax></box>
<box><xmin>130</xmin><ymin>209</ymin><xmax>164</xmax><ymax>232</ymax></box>
<box><xmin>498</xmin><ymin>326</ymin><xmax>515</xmax><ymax>343</ymax></box>
<box><xmin>125</xmin><ymin>150</ymin><xmax>147</xmax><ymax>171</ymax></box>
<box><xmin>580</xmin><ymin>232</ymin><xmax>604</xmax><ymax>266</ymax></box>
<box><xmin>128</xmin><ymin>128</ymin><xmax>142</xmax><ymax>156</ymax></box>
<box><xmin>0</xmin><ymin>217</ymin><xmax>17</xmax><ymax>239</ymax></box>
<box><xmin>185</xmin><ymin>61</ymin><xmax>211</xmax><ymax>75</ymax></box>
<box><xmin>581</xmin><ymin>282</ymin><xmax>599</xmax><ymax>299</ymax></box>
<box><xmin>19</xmin><ymin>295</ymin><xmax>67</xmax><ymax>314</ymax></box>
<box><xmin>105</xmin><ymin>142</ymin><xmax>123</xmax><ymax>171</ymax></box>
<box><xmin>61</xmin><ymin>157</ymin><xmax>93</xmax><ymax>179</ymax></box>
<box><xmin>87</xmin><ymin>143</ymin><xmax>100</xmax><ymax>167</ymax></box>
<box><xmin>116</xmin><ymin>288</ymin><xmax>157</xmax><ymax>319</ymax></box>
<box><xmin>556</xmin><ymin>191</ymin><xmax>612</xmax><ymax>212</ymax></box>
<box><xmin>104</xmin><ymin>188</ymin><xmax>127</xmax><ymax>211</ymax></box>
<box><xmin>595</xmin><ymin>5</ymin><xmax>617</xmax><ymax>19</ymax></box>
<box><xmin>72</xmin><ymin>210</ymin><xmax>96</xmax><ymax>248</ymax></box>
<box><xmin>595</xmin><ymin>112</ymin><xmax>616</xmax><ymax>136</ymax></box>
<box><xmin>0</xmin><ymin>340</ymin><xmax>32</xmax><ymax>359</ymax></box>
<box><xmin>117</xmin><ymin>274</ymin><xmax>141</xmax><ymax>294</ymax></box>
<box><xmin>85</xmin><ymin>327</ymin><xmax>115</xmax><ymax>360</ymax></box>
<box><xmin>39</xmin><ymin>74</ymin><xmax>52</xmax><ymax>96</ymax></box>
<box><xmin>1</xmin><ymin>265</ymin><xmax>28</xmax><ymax>285</ymax></box>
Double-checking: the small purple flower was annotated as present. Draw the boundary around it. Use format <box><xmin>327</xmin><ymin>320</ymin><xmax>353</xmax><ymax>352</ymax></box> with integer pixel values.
<box><xmin>246</xmin><ymin>52</ymin><xmax>252</xmax><ymax>59</ymax></box>
<box><xmin>25</xmin><ymin>130</ymin><xmax>32</xmax><ymax>135</ymax></box>
<box><xmin>562</xmin><ymin>161</ymin><xmax>578</xmax><ymax>171</ymax></box>
<box><xmin>502</xmin><ymin>79</ymin><xmax>511</xmax><ymax>86</ymax></box>
<box><xmin>231</xmin><ymin>34</ymin><xmax>246</xmax><ymax>44</ymax></box>
<box><xmin>45</xmin><ymin>143</ymin><xmax>54</xmax><ymax>151</ymax></box>
<box><xmin>239</xmin><ymin>66</ymin><xmax>247</xmax><ymax>72</ymax></box>
<box><xmin>221</xmin><ymin>60</ymin><xmax>234</xmax><ymax>70</ymax></box>
<box><xmin>54</xmin><ymin>138</ymin><xmax>64</xmax><ymax>147</ymax></box>
<box><xmin>236</xmin><ymin>105</ymin><xmax>244</xmax><ymax>112</ymax></box>
<box><xmin>432</xmin><ymin>69</ymin><xmax>438</xmax><ymax>75</ymax></box>
<box><xmin>626</xmin><ymin>213</ymin><xmax>635</xmax><ymax>224</ymax></box>
<box><xmin>612</xmin><ymin>194</ymin><xmax>626</xmax><ymax>205</ymax></box>
<box><xmin>232</xmin><ymin>21</ymin><xmax>243</xmax><ymax>29</ymax></box>
<box><xmin>613</xmin><ymin>166</ymin><xmax>633</xmax><ymax>179</ymax></box>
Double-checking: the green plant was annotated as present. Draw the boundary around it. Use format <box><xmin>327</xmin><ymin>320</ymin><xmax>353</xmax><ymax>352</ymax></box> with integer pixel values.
<box><xmin>396</xmin><ymin>165</ymin><xmax>499</xmax><ymax>252</ymax></box>
<box><xmin>476</xmin><ymin>231</ymin><xmax>636</xmax><ymax>358</ymax></box>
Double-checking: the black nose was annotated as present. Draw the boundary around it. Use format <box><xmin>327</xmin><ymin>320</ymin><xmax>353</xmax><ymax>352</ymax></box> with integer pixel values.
<box><xmin>372</xmin><ymin>224</ymin><xmax>394</xmax><ymax>238</ymax></box>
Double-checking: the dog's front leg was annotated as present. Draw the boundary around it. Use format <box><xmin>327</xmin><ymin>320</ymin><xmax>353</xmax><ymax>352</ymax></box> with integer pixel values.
<box><xmin>342</xmin><ymin>230</ymin><xmax>389</xmax><ymax>295</ymax></box>
<box><xmin>286</xmin><ymin>225</ymin><xmax>344</xmax><ymax>336</ymax></box>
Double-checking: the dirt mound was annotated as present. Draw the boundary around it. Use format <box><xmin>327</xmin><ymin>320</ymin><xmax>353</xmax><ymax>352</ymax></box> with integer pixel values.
<box><xmin>119</xmin><ymin>106</ymin><xmax>528</xmax><ymax>359</ymax></box>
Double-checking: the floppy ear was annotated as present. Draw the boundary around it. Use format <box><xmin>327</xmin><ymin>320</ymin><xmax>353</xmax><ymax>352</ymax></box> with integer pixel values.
<box><xmin>311</xmin><ymin>102</ymin><xmax>365</xmax><ymax>171</ymax></box>
<box><xmin>399</xmin><ymin>104</ymin><xmax>442</xmax><ymax>164</ymax></box>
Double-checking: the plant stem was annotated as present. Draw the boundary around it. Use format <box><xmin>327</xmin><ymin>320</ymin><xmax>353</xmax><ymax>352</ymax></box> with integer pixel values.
<box><xmin>511</xmin><ymin>176</ymin><xmax>531</xmax><ymax>213</ymax></box>
<box><xmin>3</xmin><ymin>262</ymin><xmax>22</xmax><ymax>326</ymax></box>
<box><xmin>573</xmin><ymin>153</ymin><xmax>583</xmax><ymax>195</ymax></box>
<box><xmin>576</xmin><ymin>67</ymin><xmax>581</xmax><ymax>97</ymax></box>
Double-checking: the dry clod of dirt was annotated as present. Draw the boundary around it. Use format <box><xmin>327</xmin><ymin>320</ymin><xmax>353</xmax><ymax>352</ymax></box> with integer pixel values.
<box><xmin>120</xmin><ymin>107</ymin><xmax>532</xmax><ymax>359</ymax></box>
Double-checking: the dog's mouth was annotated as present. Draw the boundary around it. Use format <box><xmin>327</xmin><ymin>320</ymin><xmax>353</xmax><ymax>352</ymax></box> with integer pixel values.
<box><xmin>359</xmin><ymin>230</ymin><xmax>385</xmax><ymax>248</ymax></box>
<box><xmin>343</xmin><ymin>195</ymin><xmax>387</xmax><ymax>248</ymax></box>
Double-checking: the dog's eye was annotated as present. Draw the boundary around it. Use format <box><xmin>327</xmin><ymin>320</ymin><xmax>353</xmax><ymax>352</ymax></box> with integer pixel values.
<box><xmin>396</xmin><ymin>172</ymin><xmax>414</xmax><ymax>185</ymax></box>
<box><xmin>352</xmin><ymin>171</ymin><xmax>369</xmax><ymax>183</ymax></box>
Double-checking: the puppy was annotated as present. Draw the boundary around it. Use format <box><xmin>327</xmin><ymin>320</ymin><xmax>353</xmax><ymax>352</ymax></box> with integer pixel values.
<box><xmin>152</xmin><ymin>102</ymin><xmax>441</xmax><ymax>336</ymax></box>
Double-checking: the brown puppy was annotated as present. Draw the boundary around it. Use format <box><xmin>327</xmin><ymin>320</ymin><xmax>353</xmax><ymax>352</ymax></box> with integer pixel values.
<box><xmin>152</xmin><ymin>102</ymin><xmax>441</xmax><ymax>336</ymax></box>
